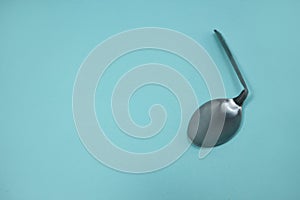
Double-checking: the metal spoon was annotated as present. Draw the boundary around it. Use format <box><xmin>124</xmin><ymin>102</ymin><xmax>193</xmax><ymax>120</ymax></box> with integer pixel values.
<box><xmin>187</xmin><ymin>29</ymin><xmax>249</xmax><ymax>147</ymax></box>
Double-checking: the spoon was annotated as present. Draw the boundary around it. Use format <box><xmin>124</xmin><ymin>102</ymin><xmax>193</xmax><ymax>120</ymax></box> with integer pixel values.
<box><xmin>187</xmin><ymin>29</ymin><xmax>249</xmax><ymax>147</ymax></box>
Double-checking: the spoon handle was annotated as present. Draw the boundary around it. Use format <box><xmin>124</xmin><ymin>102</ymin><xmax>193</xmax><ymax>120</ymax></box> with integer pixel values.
<box><xmin>214</xmin><ymin>29</ymin><xmax>249</xmax><ymax>105</ymax></box>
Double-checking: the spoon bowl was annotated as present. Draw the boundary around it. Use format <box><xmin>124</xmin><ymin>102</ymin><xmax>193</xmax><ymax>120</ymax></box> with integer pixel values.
<box><xmin>188</xmin><ymin>98</ymin><xmax>242</xmax><ymax>147</ymax></box>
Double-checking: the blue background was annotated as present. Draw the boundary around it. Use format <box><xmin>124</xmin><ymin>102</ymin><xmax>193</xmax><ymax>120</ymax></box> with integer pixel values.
<box><xmin>1</xmin><ymin>0</ymin><xmax>299</xmax><ymax>199</ymax></box>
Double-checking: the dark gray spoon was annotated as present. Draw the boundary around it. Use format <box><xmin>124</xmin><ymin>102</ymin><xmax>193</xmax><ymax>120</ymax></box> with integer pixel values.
<box><xmin>187</xmin><ymin>29</ymin><xmax>249</xmax><ymax>147</ymax></box>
